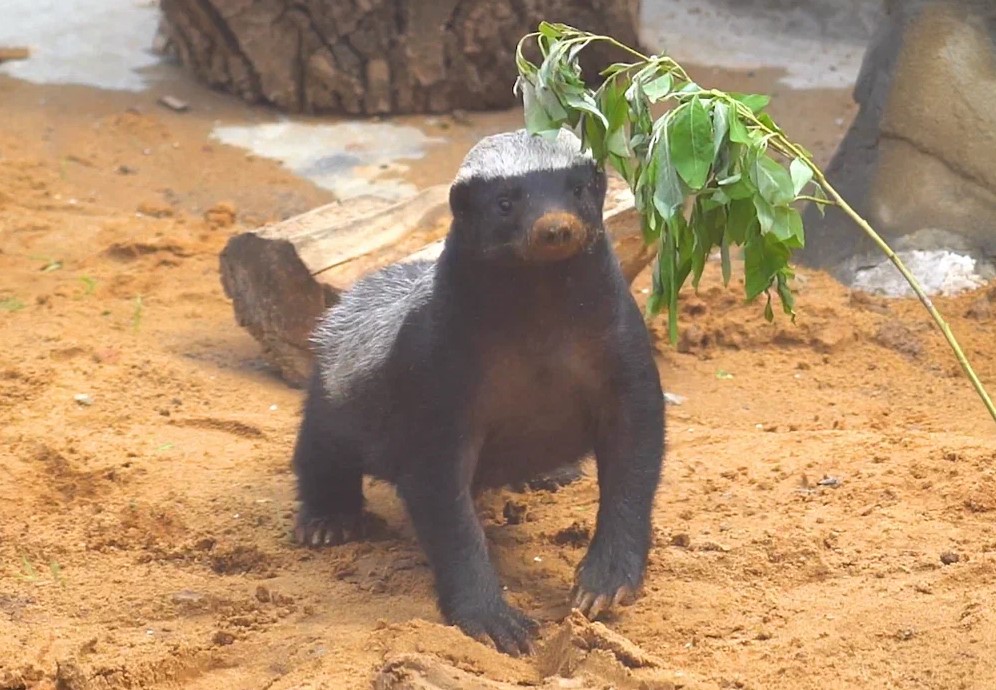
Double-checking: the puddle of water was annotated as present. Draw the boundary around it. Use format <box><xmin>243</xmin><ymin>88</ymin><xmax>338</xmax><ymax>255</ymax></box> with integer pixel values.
<box><xmin>640</xmin><ymin>0</ymin><xmax>875</xmax><ymax>90</ymax></box>
<box><xmin>852</xmin><ymin>251</ymin><xmax>988</xmax><ymax>298</ymax></box>
<box><xmin>0</xmin><ymin>0</ymin><xmax>161</xmax><ymax>91</ymax></box>
<box><xmin>210</xmin><ymin>120</ymin><xmax>444</xmax><ymax>201</ymax></box>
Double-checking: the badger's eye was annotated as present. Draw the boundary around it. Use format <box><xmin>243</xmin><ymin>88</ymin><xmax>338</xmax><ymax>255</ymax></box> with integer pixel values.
<box><xmin>573</xmin><ymin>183</ymin><xmax>585</xmax><ymax>198</ymax></box>
<box><xmin>496</xmin><ymin>196</ymin><xmax>513</xmax><ymax>214</ymax></box>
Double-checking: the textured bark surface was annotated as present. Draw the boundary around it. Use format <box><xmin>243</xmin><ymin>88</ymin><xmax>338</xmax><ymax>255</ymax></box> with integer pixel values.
<box><xmin>797</xmin><ymin>0</ymin><xmax>996</xmax><ymax>280</ymax></box>
<box><xmin>156</xmin><ymin>0</ymin><xmax>641</xmax><ymax>115</ymax></box>
<box><xmin>218</xmin><ymin>176</ymin><xmax>653</xmax><ymax>387</ymax></box>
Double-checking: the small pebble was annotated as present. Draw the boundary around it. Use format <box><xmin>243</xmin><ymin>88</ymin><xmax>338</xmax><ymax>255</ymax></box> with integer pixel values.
<box><xmin>158</xmin><ymin>95</ymin><xmax>190</xmax><ymax>112</ymax></box>
<box><xmin>940</xmin><ymin>551</ymin><xmax>961</xmax><ymax>565</ymax></box>
<box><xmin>671</xmin><ymin>533</ymin><xmax>691</xmax><ymax>548</ymax></box>
<box><xmin>213</xmin><ymin>630</ymin><xmax>235</xmax><ymax>646</ymax></box>
<box><xmin>74</xmin><ymin>393</ymin><xmax>93</xmax><ymax>406</ymax></box>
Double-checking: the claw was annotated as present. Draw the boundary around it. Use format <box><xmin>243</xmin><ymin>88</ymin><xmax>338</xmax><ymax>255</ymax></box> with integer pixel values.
<box><xmin>293</xmin><ymin>513</ymin><xmax>365</xmax><ymax>548</ymax></box>
<box><xmin>454</xmin><ymin>604</ymin><xmax>538</xmax><ymax>657</ymax></box>
<box><xmin>612</xmin><ymin>585</ymin><xmax>632</xmax><ymax>607</ymax></box>
<box><xmin>574</xmin><ymin>590</ymin><xmax>596</xmax><ymax>615</ymax></box>
<box><xmin>587</xmin><ymin>593</ymin><xmax>611</xmax><ymax>619</ymax></box>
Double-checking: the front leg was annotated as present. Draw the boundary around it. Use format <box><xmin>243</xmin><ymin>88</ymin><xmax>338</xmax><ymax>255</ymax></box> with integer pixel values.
<box><xmin>573</xmin><ymin>350</ymin><xmax>665</xmax><ymax>619</ymax></box>
<box><xmin>397</xmin><ymin>450</ymin><xmax>538</xmax><ymax>656</ymax></box>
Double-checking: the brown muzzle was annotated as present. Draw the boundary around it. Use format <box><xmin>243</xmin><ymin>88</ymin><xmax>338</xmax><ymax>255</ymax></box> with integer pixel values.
<box><xmin>523</xmin><ymin>212</ymin><xmax>589</xmax><ymax>262</ymax></box>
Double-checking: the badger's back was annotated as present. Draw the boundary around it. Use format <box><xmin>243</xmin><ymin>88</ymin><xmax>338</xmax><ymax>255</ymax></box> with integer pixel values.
<box><xmin>311</xmin><ymin>259</ymin><xmax>436</xmax><ymax>401</ymax></box>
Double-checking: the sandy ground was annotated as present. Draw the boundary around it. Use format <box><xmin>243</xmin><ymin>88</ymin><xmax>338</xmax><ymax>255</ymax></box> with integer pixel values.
<box><xmin>2</xmin><ymin>58</ymin><xmax>996</xmax><ymax>690</ymax></box>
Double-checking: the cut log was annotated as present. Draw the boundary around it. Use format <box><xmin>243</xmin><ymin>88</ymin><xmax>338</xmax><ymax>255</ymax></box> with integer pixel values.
<box><xmin>219</xmin><ymin>176</ymin><xmax>655</xmax><ymax>387</ymax></box>
<box><xmin>0</xmin><ymin>47</ymin><xmax>30</xmax><ymax>63</ymax></box>
<box><xmin>155</xmin><ymin>0</ymin><xmax>641</xmax><ymax>116</ymax></box>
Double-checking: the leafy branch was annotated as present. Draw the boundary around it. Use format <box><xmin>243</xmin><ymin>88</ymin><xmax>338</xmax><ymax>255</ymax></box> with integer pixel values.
<box><xmin>513</xmin><ymin>22</ymin><xmax>995</xmax><ymax>425</ymax></box>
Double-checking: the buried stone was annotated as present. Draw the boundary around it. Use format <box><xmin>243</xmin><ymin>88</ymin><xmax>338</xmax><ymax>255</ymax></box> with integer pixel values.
<box><xmin>290</xmin><ymin>129</ymin><xmax>666</xmax><ymax>655</ymax></box>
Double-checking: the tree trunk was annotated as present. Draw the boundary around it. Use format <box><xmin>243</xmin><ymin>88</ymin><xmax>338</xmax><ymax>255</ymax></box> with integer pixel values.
<box><xmin>155</xmin><ymin>0</ymin><xmax>642</xmax><ymax>115</ymax></box>
<box><xmin>218</xmin><ymin>175</ymin><xmax>654</xmax><ymax>387</ymax></box>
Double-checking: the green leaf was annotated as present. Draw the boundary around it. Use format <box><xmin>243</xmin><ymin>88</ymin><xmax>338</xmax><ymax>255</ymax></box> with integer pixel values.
<box><xmin>582</xmin><ymin>112</ymin><xmax>607</xmax><ymax>161</ymax></box>
<box><xmin>642</xmin><ymin>73</ymin><xmax>673</xmax><ymax>102</ymax></box>
<box><xmin>731</xmin><ymin>92</ymin><xmax>770</xmax><ymax>113</ymax></box>
<box><xmin>566</xmin><ymin>38</ymin><xmax>592</xmax><ymax>64</ymax></box>
<box><xmin>811</xmin><ymin>185</ymin><xmax>829</xmax><ymax>217</ymax></box>
<box><xmin>662</xmin><ymin>220</ymin><xmax>681</xmax><ymax>343</ymax></box>
<box><xmin>754</xmin><ymin>198</ymin><xmax>805</xmax><ymax>249</ymax></box>
<box><xmin>563</xmin><ymin>90</ymin><xmax>609</xmax><ymax>128</ymax></box>
<box><xmin>521</xmin><ymin>81</ymin><xmax>557</xmax><ymax>134</ymax></box>
<box><xmin>536</xmin><ymin>83</ymin><xmax>568</xmax><ymax>122</ymax></box>
<box><xmin>790</xmin><ymin>157</ymin><xmax>813</xmax><ymax>196</ymax></box>
<box><xmin>764</xmin><ymin>293</ymin><xmax>774</xmax><ymax>322</ymax></box>
<box><xmin>727</xmin><ymin>197</ymin><xmax>757</xmax><ymax>245</ymax></box>
<box><xmin>751</xmin><ymin>155</ymin><xmax>795</xmax><ymax>205</ymax></box>
<box><xmin>753</xmin><ymin>195</ymin><xmax>776</xmax><ymax>236</ymax></box>
<box><xmin>667</xmin><ymin>98</ymin><xmax>714</xmax><ymax>190</ymax></box>
<box><xmin>608</xmin><ymin>153</ymin><xmax>635</xmax><ymax>184</ymax></box>
<box><xmin>757</xmin><ymin>112</ymin><xmax>781</xmax><ymax>133</ymax></box>
<box><xmin>601</xmin><ymin>61</ymin><xmax>636</xmax><ymax>77</ymax></box>
<box><xmin>744</xmin><ymin>237</ymin><xmax>774</xmax><ymax>301</ymax></box>
<box><xmin>725</xmin><ymin>174</ymin><xmax>755</xmax><ymax>200</ymax></box>
<box><xmin>711</xmin><ymin>188</ymin><xmax>731</xmax><ymax>205</ymax></box>
<box><xmin>728</xmin><ymin>111</ymin><xmax>751</xmax><ymax>144</ymax></box>
<box><xmin>711</xmin><ymin>101</ymin><xmax>729</xmax><ymax>158</ymax></box>
<box><xmin>776</xmin><ymin>206</ymin><xmax>805</xmax><ymax>249</ymax></box>
<box><xmin>744</xmin><ymin>232</ymin><xmax>791</xmax><ymax>301</ymax></box>
<box><xmin>776</xmin><ymin>272</ymin><xmax>797</xmax><ymax>320</ymax></box>
<box><xmin>538</xmin><ymin>22</ymin><xmax>560</xmax><ymax>39</ymax></box>
<box><xmin>600</xmin><ymin>78</ymin><xmax>630</xmax><ymax>158</ymax></box>
<box><xmin>720</xmin><ymin>234</ymin><xmax>732</xmax><ymax>285</ymax></box>
<box><xmin>537</xmin><ymin>21</ymin><xmax>565</xmax><ymax>38</ymax></box>
<box><xmin>651</xmin><ymin>132</ymin><xmax>686</xmax><ymax>221</ymax></box>
<box><xmin>689</xmin><ymin>203</ymin><xmax>708</xmax><ymax>289</ymax></box>
<box><xmin>646</xmin><ymin>291</ymin><xmax>663</xmax><ymax>316</ymax></box>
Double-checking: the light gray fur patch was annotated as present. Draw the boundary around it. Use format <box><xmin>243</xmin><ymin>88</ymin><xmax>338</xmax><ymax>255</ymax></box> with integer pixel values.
<box><xmin>452</xmin><ymin>128</ymin><xmax>593</xmax><ymax>185</ymax></box>
<box><xmin>311</xmin><ymin>260</ymin><xmax>436</xmax><ymax>401</ymax></box>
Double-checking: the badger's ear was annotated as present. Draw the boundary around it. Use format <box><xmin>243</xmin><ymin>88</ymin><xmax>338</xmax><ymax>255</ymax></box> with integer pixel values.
<box><xmin>593</xmin><ymin>166</ymin><xmax>608</xmax><ymax>206</ymax></box>
<box><xmin>449</xmin><ymin>181</ymin><xmax>471</xmax><ymax>219</ymax></box>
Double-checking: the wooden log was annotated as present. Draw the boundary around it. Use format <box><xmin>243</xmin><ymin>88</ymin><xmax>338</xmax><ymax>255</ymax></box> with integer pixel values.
<box><xmin>0</xmin><ymin>47</ymin><xmax>30</xmax><ymax>63</ymax></box>
<box><xmin>219</xmin><ymin>176</ymin><xmax>655</xmax><ymax>387</ymax></box>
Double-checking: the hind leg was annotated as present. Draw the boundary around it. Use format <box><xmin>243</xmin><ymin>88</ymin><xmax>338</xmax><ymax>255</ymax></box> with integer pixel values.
<box><xmin>291</xmin><ymin>374</ymin><xmax>365</xmax><ymax>547</ymax></box>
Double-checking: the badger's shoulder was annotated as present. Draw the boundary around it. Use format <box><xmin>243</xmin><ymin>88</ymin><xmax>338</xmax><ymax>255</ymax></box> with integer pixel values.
<box><xmin>452</xmin><ymin>128</ymin><xmax>594</xmax><ymax>185</ymax></box>
<box><xmin>312</xmin><ymin>259</ymin><xmax>436</xmax><ymax>400</ymax></box>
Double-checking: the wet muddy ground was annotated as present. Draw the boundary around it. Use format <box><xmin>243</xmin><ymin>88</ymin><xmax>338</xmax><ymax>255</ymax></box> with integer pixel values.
<box><xmin>2</xmin><ymin>9</ymin><xmax>996</xmax><ymax>690</ymax></box>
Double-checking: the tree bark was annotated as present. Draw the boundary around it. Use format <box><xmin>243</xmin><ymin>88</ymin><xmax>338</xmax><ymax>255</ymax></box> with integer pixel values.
<box><xmin>218</xmin><ymin>176</ymin><xmax>654</xmax><ymax>387</ymax></box>
<box><xmin>155</xmin><ymin>0</ymin><xmax>642</xmax><ymax>115</ymax></box>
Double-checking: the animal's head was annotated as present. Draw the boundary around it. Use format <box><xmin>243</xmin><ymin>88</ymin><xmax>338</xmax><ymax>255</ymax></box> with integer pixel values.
<box><xmin>448</xmin><ymin>129</ymin><xmax>607</xmax><ymax>264</ymax></box>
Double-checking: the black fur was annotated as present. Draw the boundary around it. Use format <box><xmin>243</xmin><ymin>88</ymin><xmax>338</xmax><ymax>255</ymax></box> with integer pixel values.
<box><xmin>292</xmin><ymin>153</ymin><xmax>665</xmax><ymax>655</ymax></box>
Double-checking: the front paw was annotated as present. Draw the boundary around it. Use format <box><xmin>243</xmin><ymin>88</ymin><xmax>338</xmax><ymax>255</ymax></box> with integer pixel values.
<box><xmin>570</xmin><ymin>540</ymin><xmax>646</xmax><ymax>619</ymax></box>
<box><xmin>293</xmin><ymin>507</ymin><xmax>366</xmax><ymax>547</ymax></box>
<box><xmin>448</xmin><ymin>598</ymin><xmax>539</xmax><ymax>657</ymax></box>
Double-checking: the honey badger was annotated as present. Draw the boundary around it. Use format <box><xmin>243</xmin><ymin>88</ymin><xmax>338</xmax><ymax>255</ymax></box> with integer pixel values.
<box><xmin>291</xmin><ymin>128</ymin><xmax>665</xmax><ymax>655</ymax></box>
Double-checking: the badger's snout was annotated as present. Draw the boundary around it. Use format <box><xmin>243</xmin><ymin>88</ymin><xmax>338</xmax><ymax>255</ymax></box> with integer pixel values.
<box><xmin>524</xmin><ymin>212</ymin><xmax>589</xmax><ymax>261</ymax></box>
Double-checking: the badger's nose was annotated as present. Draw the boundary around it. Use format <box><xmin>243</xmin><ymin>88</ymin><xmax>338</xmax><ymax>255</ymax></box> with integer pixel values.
<box><xmin>539</xmin><ymin>223</ymin><xmax>574</xmax><ymax>245</ymax></box>
<box><xmin>528</xmin><ymin>212</ymin><xmax>586</xmax><ymax>259</ymax></box>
